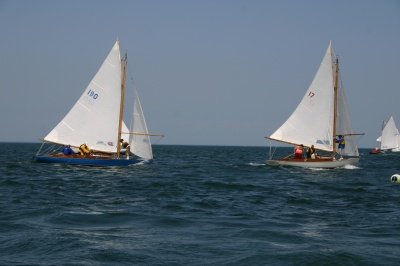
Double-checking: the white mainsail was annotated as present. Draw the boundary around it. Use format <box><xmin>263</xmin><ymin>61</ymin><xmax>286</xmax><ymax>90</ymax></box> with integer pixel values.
<box><xmin>44</xmin><ymin>41</ymin><xmax>122</xmax><ymax>153</ymax></box>
<box><xmin>269</xmin><ymin>43</ymin><xmax>335</xmax><ymax>151</ymax></box>
<box><xmin>269</xmin><ymin>42</ymin><xmax>359</xmax><ymax>156</ymax></box>
<box><xmin>128</xmin><ymin>90</ymin><xmax>153</xmax><ymax>160</ymax></box>
<box><xmin>380</xmin><ymin>116</ymin><xmax>400</xmax><ymax>151</ymax></box>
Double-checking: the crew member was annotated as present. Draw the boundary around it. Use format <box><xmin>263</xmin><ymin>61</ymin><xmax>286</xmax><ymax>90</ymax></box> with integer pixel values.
<box><xmin>294</xmin><ymin>145</ymin><xmax>304</xmax><ymax>159</ymax></box>
<box><xmin>120</xmin><ymin>139</ymin><xmax>131</xmax><ymax>159</ymax></box>
<box><xmin>62</xmin><ymin>145</ymin><xmax>74</xmax><ymax>156</ymax></box>
<box><xmin>79</xmin><ymin>143</ymin><xmax>90</xmax><ymax>156</ymax></box>
<box><xmin>306</xmin><ymin>145</ymin><xmax>316</xmax><ymax>159</ymax></box>
<box><xmin>335</xmin><ymin>135</ymin><xmax>345</xmax><ymax>159</ymax></box>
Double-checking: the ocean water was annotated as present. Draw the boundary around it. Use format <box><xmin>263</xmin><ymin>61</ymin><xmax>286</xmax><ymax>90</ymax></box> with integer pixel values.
<box><xmin>0</xmin><ymin>143</ymin><xmax>399</xmax><ymax>265</ymax></box>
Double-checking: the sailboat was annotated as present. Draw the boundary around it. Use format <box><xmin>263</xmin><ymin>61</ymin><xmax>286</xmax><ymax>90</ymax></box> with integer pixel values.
<box><xmin>374</xmin><ymin>116</ymin><xmax>400</xmax><ymax>153</ymax></box>
<box><xmin>265</xmin><ymin>42</ymin><xmax>364</xmax><ymax>168</ymax></box>
<box><xmin>35</xmin><ymin>40</ymin><xmax>162</xmax><ymax>166</ymax></box>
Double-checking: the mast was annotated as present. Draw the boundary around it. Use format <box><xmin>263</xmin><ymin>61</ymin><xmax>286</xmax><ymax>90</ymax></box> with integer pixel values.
<box><xmin>117</xmin><ymin>51</ymin><xmax>128</xmax><ymax>159</ymax></box>
<box><xmin>332</xmin><ymin>51</ymin><xmax>339</xmax><ymax>155</ymax></box>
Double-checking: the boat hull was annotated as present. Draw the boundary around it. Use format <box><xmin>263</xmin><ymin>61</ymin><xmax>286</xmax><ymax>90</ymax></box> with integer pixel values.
<box><xmin>266</xmin><ymin>157</ymin><xmax>359</xmax><ymax>169</ymax></box>
<box><xmin>369</xmin><ymin>148</ymin><xmax>382</xmax><ymax>154</ymax></box>
<box><xmin>35</xmin><ymin>155</ymin><xmax>146</xmax><ymax>166</ymax></box>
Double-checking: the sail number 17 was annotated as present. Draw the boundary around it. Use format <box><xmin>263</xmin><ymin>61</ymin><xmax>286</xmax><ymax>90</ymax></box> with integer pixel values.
<box><xmin>87</xmin><ymin>89</ymin><xmax>99</xmax><ymax>99</ymax></box>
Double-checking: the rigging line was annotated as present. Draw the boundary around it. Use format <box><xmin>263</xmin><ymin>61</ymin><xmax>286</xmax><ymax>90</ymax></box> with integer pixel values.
<box><xmin>335</xmin><ymin>133</ymin><xmax>365</xmax><ymax>136</ymax></box>
<box><xmin>268</xmin><ymin>139</ymin><xmax>277</xmax><ymax>159</ymax></box>
<box><xmin>124</xmin><ymin>50</ymin><xmax>137</xmax><ymax>88</ymax></box>
<box><xmin>122</xmin><ymin>132</ymin><xmax>164</xmax><ymax>137</ymax></box>
<box><xmin>36</xmin><ymin>142</ymin><xmax>45</xmax><ymax>156</ymax></box>
<box><xmin>152</xmin><ymin>136</ymin><xmax>164</xmax><ymax>145</ymax></box>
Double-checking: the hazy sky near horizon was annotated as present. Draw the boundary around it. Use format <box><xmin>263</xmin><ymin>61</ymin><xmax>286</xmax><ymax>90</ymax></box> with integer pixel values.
<box><xmin>0</xmin><ymin>0</ymin><xmax>399</xmax><ymax>147</ymax></box>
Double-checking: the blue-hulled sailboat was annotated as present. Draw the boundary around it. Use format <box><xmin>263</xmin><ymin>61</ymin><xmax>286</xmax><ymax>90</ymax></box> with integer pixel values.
<box><xmin>35</xmin><ymin>40</ymin><xmax>162</xmax><ymax>166</ymax></box>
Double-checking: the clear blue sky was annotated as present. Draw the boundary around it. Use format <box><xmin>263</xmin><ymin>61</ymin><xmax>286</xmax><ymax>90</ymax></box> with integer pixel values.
<box><xmin>0</xmin><ymin>0</ymin><xmax>399</xmax><ymax>147</ymax></box>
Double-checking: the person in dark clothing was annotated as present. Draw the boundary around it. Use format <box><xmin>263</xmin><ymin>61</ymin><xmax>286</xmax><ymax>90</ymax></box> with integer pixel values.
<box><xmin>306</xmin><ymin>145</ymin><xmax>316</xmax><ymax>159</ymax></box>
<box><xmin>62</xmin><ymin>145</ymin><xmax>73</xmax><ymax>155</ymax></box>
<box><xmin>120</xmin><ymin>139</ymin><xmax>131</xmax><ymax>159</ymax></box>
<box><xmin>335</xmin><ymin>135</ymin><xmax>345</xmax><ymax>159</ymax></box>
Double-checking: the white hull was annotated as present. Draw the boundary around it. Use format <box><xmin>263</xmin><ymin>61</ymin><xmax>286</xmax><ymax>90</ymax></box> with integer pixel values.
<box><xmin>266</xmin><ymin>157</ymin><xmax>359</xmax><ymax>169</ymax></box>
<box><xmin>379</xmin><ymin>148</ymin><xmax>400</xmax><ymax>153</ymax></box>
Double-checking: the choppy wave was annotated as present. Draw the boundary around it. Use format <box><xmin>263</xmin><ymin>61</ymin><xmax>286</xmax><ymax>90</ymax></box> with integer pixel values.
<box><xmin>0</xmin><ymin>144</ymin><xmax>399</xmax><ymax>265</ymax></box>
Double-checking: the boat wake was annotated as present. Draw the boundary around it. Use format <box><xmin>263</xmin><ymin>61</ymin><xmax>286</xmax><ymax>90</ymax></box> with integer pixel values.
<box><xmin>342</xmin><ymin>164</ymin><xmax>360</xmax><ymax>170</ymax></box>
<box><xmin>248</xmin><ymin>162</ymin><xmax>266</xmax><ymax>167</ymax></box>
<box><xmin>306</xmin><ymin>164</ymin><xmax>360</xmax><ymax>171</ymax></box>
<box><xmin>129</xmin><ymin>160</ymin><xmax>150</xmax><ymax>166</ymax></box>
<box><xmin>308</xmin><ymin>167</ymin><xmax>330</xmax><ymax>171</ymax></box>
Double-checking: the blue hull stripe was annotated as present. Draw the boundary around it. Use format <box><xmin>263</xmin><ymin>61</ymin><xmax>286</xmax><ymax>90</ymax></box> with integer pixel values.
<box><xmin>35</xmin><ymin>156</ymin><xmax>145</xmax><ymax>166</ymax></box>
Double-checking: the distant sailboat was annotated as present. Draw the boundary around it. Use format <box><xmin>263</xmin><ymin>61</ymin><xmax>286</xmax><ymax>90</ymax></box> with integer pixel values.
<box><xmin>265</xmin><ymin>42</ymin><xmax>364</xmax><ymax>168</ymax></box>
<box><xmin>376</xmin><ymin>116</ymin><xmax>400</xmax><ymax>153</ymax></box>
<box><xmin>35</xmin><ymin>40</ymin><xmax>163</xmax><ymax>166</ymax></box>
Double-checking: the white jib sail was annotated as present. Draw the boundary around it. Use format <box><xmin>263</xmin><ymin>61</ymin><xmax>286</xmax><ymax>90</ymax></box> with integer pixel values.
<box><xmin>336</xmin><ymin>78</ymin><xmax>359</xmax><ymax>156</ymax></box>
<box><xmin>380</xmin><ymin>116</ymin><xmax>400</xmax><ymax>150</ymax></box>
<box><xmin>269</xmin><ymin>42</ymin><xmax>335</xmax><ymax>151</ymax></box>
<box><xmin>128</xmin><ymin>89</ymin><xmax>153</xmax><ymax>160</ymax></box>
<box><xmin>44</xmin><ymin>41</ymin><xmax>122</xmax><ymax>153</ymax></box>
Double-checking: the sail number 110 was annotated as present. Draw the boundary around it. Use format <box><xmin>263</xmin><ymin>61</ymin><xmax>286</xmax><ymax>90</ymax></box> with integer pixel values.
<box><xmin>87</xmin><ymin>89</ymin><xmax>99</xmax><ymax>99</ymax></box>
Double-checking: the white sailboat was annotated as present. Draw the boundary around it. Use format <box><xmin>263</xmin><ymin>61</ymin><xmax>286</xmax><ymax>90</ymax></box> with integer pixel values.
<box><xmin>377</xmin><ymin>116</ymin><xmax>400</xmax><ymax>152</ymax></box>
<box><xmin>266</xmin><ymin>42</ymin><xmax>363</xmax><ymax>168</ymax></box>
<box><xmin>35</xmin><ymin>40</ymin><xmax>162</xmax><ymax>166</ymax></box>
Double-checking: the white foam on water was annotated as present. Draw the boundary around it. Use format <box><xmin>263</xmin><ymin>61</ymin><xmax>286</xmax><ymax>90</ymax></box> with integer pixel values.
<box><xmin>308</xmin><ymin>167</ymin><xmax>329</xmax><ymax>171</ymax></box>
<box><xmin>342</xmin><ymin>164</ymin><xmax>360</xmax><ymax>170</ymax></box>
<box><xmin>248</xmin><ymin>162</ymin><xmax>266</xmax><ymax>167</ymax></box>
<box><xmin>127</xmin><ymin>160</ymin><xmax>149</xmax><ymax>167</ymax></box>
<box><xmin>307</xmin><ymin>164</ymin><xmax>360</xmax><ymax>171</ymax></box>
